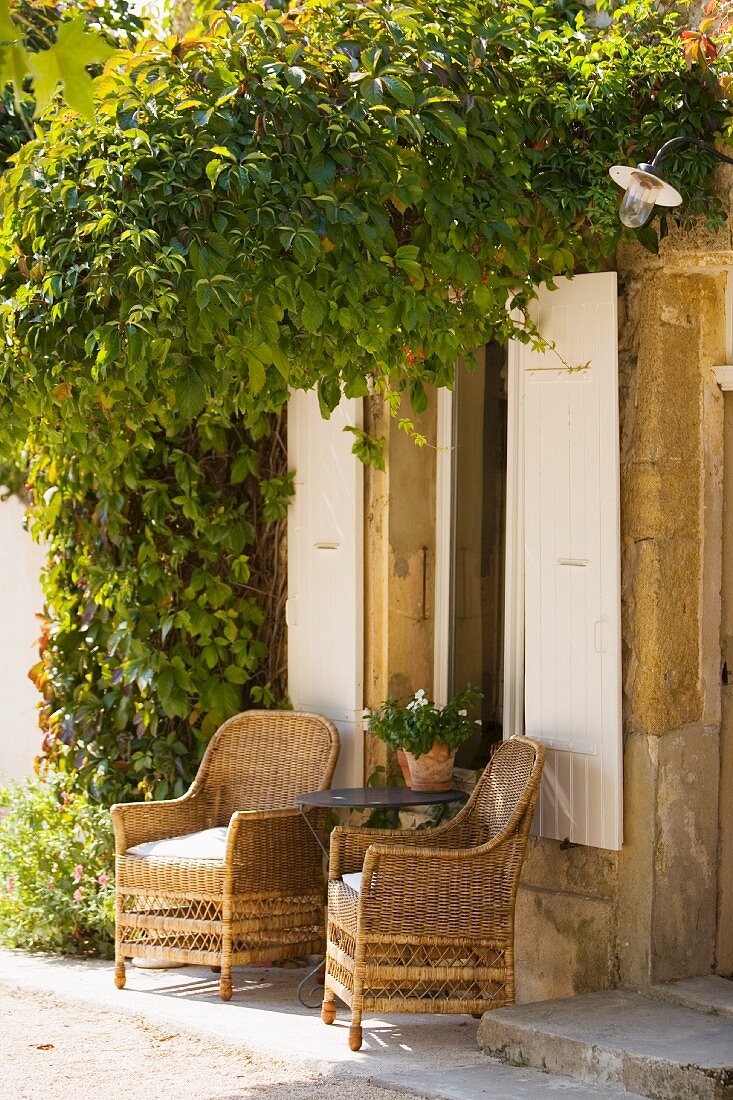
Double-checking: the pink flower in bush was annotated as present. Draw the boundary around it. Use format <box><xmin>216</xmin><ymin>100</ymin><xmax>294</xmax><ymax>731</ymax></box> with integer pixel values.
<box><xmin>0</xmin><ymin>806</ymin><xmax>7</xmax><ymax>817</ymax></box>
<box><xmin>6</xmin><ymin>875</ymin><xmax>15</xmax><ymax>894</ymax></box>
<box><xmin>97</xmin><ymin>873</ymin><xmax>109</xmax><ymax>886</ymax></box>
<box><xmin>72</xmin><ymin>888</ymin><xmax>84</xmax><ymax>902</ymax></box>
<box><xmin>72</xmin><ymin>865</ymin><xmax>83</xmax><ymax>883</ymax></box>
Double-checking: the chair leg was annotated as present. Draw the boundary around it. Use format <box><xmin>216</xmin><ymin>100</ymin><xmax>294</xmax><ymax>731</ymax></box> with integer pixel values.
<box><xmin>321</xmin><ymin>986</ymin><xmax>336</xmax><ymax>1025</ymax></box>
<box><xmin>349</xmin><ymin>945</ymin><xmax>365</xmax><ymax>1050</ymax></box>
<box><xmin>348</xmin><ymin>1017</ymin><xmax>363</xmax><ymax>1052</ymax></box>
<box><xmin>114</xmin><ymin>959</ymin><xmax>126</xmax><ymax>990</ymax></box>
<box><xmin>216</xmin><ymin>972</ymin><xmax>231</xmax><ymax>1007</ymax></box>
<box><xmin>220</xmin><ymin>884</ymin><xmax>233</xmax><ymax>1001</ymax></box>
<box><xmin>114</xmin><ymin>877</ymin><xmax>126</xmax><ymax>989</ymax></box>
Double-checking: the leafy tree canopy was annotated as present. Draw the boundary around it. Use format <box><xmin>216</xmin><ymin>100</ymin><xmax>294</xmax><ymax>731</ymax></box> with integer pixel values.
<box><xmin>0</xmin><ymin>0</ymin><xmax>728</xmax><ymax>458</ymax></box>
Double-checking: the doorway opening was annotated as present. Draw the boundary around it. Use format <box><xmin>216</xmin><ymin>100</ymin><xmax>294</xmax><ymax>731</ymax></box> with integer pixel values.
<box><xmin>436</xmin><ymin>343</ymin><xmax>509</xmax><ymax>770</ymax></box>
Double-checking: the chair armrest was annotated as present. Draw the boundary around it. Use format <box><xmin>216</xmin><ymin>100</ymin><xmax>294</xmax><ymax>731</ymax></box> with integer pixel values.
<box><xmin>110</xmin><ymin>788</ymin><xmax>206</xmax><ymax>854</ymax></box>
<box><xmin>225</xmin><ymin>806</ymin><xmax>328</xmax><ymax>895</ymax></box>
<box><xmin>329</xmin><ymin>819</ymin><xmax>459</xmax><ymax>878</ymax></box>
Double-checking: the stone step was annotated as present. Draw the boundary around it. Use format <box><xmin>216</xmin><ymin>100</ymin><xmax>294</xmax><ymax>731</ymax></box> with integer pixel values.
<box><xmin>649</xmin><ymin>976</ymin><xmax>733</xmax><ymax>1019</ymax></box>
<box><xmin>477</xmin><ymin>989</ymin><xmax>733</xmax><ymax>1100</ymax></box>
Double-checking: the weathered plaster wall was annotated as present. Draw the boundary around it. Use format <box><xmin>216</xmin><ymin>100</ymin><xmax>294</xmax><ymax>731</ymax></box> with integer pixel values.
<box><xmin>0</xmin><ymin>493</ymin><xmax>44</xmax><ymax>782</ymax></box>
<box><xmin>515</xmin><ymin>839</ymin><xmax>618</xmax><ymax>1003</ymax></box>
<box><xmin>718</xmin><ymin>393</ymin><xmax>733</xmax><ymax>975</ymax></box>
<box><xmin>363</xmin><ymin>394</ymin><xmax>438</xmax><ymax>781</ymax></box>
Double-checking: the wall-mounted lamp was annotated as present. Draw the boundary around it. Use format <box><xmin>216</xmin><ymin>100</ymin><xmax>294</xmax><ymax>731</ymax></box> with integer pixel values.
<box><xmin>609</xmin><ymin>136</ymin><xmax>733</xmax><ymax>229</ymax></box>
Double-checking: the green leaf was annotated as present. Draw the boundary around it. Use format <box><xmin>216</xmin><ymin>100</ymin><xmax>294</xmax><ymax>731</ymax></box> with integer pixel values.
<box><xmin>0</xmin><ymin>42</ymin><xmax>29</xmax><ymax>100</ymax></box>
<box><xmin>230</xmin><ymin>450</ymin><xmax>256</xmax><ymax>485</ymax></box>
<box><xmin>308</xmin><ymin>155</ymin><xmax>336</xmax><ymax>189</ymax></box>
<box><xmin>0</xmin><ymin>0</ymin><xmax>19</xmax><ymax>43</ymax></box>
<box><xmin>382</xmin><ymin>75</ymin><xmax>414</xmax><ymax>106</ymax></box>
<box><xmin>635</xmin><ymin>225</ymin><xmax>659</xmax><ymax>254</ymax></box>
<box><xmin>173</xmin><ymin>364</ymin><xmax>206</xmax><ymax>419</ymax></box>
<box><xmin>248</xmin><ymin>358</ymin><xmax>266</xmax><ymax>394</ymax></box>
<box><xmin>301</xmin><ymin>292</ymin><xmax>325</xmax><ymax>330</ymax></box>
<box><xmin>410</xmin><ymin>380</ymin><xmax>428</xmax><ymax>415</ymax></box>
<box><xmin>27</xmin><ymin>16</ymin><xmax>116</xmax><ymax>120</ymax></box>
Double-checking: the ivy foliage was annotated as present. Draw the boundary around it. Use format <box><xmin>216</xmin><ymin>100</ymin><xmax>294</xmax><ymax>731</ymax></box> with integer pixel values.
<box><xmin>25</xmin><ymin>415</ymin><xmax>291</xmax><ymax>803</ymax></box>
<box><xmin>0</xmin><ymin>0</ymin><xmax>729</xmax><ymax>802</ymax></box>
<box><xmin>0</xmin><ymin>0</ymin><xmax>729</xmax><ymax>448</ymax></box>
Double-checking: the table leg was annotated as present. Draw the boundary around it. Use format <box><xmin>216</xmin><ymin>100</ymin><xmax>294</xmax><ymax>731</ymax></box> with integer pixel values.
<box><xmin>299</xmin><ymin>805</ymin><xmax>329</xmax><ymax>858</ymax></box>
<box><xmin>297</xmin><ymin>957</ymin><xmax>326</xmax><ymax>1009</ymax></box>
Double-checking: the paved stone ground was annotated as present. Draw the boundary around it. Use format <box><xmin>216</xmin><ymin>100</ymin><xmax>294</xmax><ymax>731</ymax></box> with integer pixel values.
<box><xmin>0</xmin><ymin>949</ymin><xmax>642</xmax><ymax>1099</ymax></box>
<box><xmin>0</xmin><ymin>980</ymin><xmax>426</xmax><ymax>1100</ymax></box>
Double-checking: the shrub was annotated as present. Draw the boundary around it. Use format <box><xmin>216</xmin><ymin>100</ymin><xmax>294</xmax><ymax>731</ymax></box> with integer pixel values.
<box><xmin>0</xmin><ymin>770</ymin><xmax>115</xmax><ymax>956</ymax></box>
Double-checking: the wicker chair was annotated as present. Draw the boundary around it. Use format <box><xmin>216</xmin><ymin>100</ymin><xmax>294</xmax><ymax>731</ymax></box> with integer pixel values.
<box><xmin>321</xmin><ymin>734</ymin><xmax>544</xmax><ymax>1049</ymax></box>
<box><xmin>111</xmin><ymin>710</ymin><xmax>339</xmax><ymax>1000</ymax></box>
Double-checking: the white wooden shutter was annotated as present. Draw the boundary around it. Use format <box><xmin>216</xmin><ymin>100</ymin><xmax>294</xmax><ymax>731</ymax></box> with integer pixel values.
<box><xmin>287</xmin><ymin>390</ymin><xmax>364</xmax><ymax>788</ymax></box>
<box><xmin>518</xmin><ymin>272</ymin><xmax>622</xmax><ymax>850</ymax></box>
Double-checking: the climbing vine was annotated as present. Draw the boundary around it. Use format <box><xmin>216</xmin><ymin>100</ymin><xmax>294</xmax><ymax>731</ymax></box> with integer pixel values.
<box><xmin>25</xmin><ymin>411</ymin><xmax>291</xmax><ymax>803</ymax></box>
<box><xmin>0</xmin><ymin>0</ymin><xmax>731</xmax><ymax>801</ymax></box>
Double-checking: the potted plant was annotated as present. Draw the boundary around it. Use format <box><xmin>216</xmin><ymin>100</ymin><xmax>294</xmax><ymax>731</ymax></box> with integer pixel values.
<box><xmin>366</xmin><ymin>686</ymin><xmax>482</xmax><ymax>791</ymax></box>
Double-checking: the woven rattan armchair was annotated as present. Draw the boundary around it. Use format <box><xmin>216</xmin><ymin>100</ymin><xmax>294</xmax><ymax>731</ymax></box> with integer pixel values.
<box><xmin>321</xmin><ymin>735</ymin><xmax>544</xmax><ymax>1049</ymax></box>
<box><xmin>111</xmin><ymin>710</ymin><xmax>339</xmax><ymax>1000</ymax></box>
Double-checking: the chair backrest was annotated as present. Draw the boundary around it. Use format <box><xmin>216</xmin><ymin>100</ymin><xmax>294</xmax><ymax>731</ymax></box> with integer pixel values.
<box><xmin>462</xmin><ymin>735</ymin><xmax>544</xmax><ymax>846</ymax></box>
<box><xmin>196</xmin><ymin>710</ymin><xmax>340</xmax><ymax>824</ymax></box>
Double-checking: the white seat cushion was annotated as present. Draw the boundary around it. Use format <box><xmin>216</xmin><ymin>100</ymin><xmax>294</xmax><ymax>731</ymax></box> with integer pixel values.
<box><xmin>342</xmin><ymin>872</ymin><xmax>362</xmax><ymax>893</ymax></box>
<box><xmin>126</xmin><ymin>826</ymin><xmax>228</xmax><ymax>861</ymax></box>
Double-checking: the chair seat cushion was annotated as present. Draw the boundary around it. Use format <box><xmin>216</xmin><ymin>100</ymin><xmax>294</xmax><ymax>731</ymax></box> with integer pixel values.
<box><xmin>342</xmin><ymin>871</ymin><xmax>362</xmax><ymax>893</ymax></box>
<box><xmin>126</xmin><ymin>826</ymin><xmax>228</xmax><ymax>861</ymax></box>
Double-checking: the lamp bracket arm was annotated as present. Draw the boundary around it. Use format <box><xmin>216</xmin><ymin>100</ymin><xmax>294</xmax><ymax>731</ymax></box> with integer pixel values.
<box><xmin>650</xmin><ymin>136</ymin><xmax>733</xmax><ymax>168</ymax></box>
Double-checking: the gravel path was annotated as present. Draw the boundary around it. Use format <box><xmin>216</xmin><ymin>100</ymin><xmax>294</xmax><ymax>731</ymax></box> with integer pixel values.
<box><xmin>0</xmin><ymin>981</ymin><xmax>425</xmax><ymax>1100</ymax></box>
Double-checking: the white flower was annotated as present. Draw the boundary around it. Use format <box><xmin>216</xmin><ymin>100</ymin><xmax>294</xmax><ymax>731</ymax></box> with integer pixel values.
<box><xmin>408</xmin><ymin>688</ymin><xmax>429</xmax><ymax>709</ymax></box>
<box><xmin>458</xmin><ymin>709</ymin><xmax>467</xmax><ymax>717</ymax></box>
<box><xmin>475</xmin><ymin>719</ymin><xmax>482</xmax><ymax>725</ymax></box>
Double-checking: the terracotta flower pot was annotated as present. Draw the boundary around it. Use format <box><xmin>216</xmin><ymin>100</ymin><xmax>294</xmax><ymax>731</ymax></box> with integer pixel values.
<box><xmin>404</xmin><ymin>742</ymin><xmax>457</xmax><ymax>791</ymax></box>
<box><xmin>396</xmin><ymin>748</ymin><xmax>413</xmax><ymax>786</ymax></box>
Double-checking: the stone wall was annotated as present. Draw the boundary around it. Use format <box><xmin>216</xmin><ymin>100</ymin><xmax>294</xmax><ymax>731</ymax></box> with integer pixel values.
<box><xmin>616</xmin><ymin>254</ymin><xmax>725</xmax><ymax>988</ymax></box>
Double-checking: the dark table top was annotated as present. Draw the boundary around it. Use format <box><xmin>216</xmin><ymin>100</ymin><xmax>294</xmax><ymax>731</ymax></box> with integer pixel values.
<box><xmin>295</xmin><ymin>786</ymin><xmax>467</xmax><ymax>810</ymax></box>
